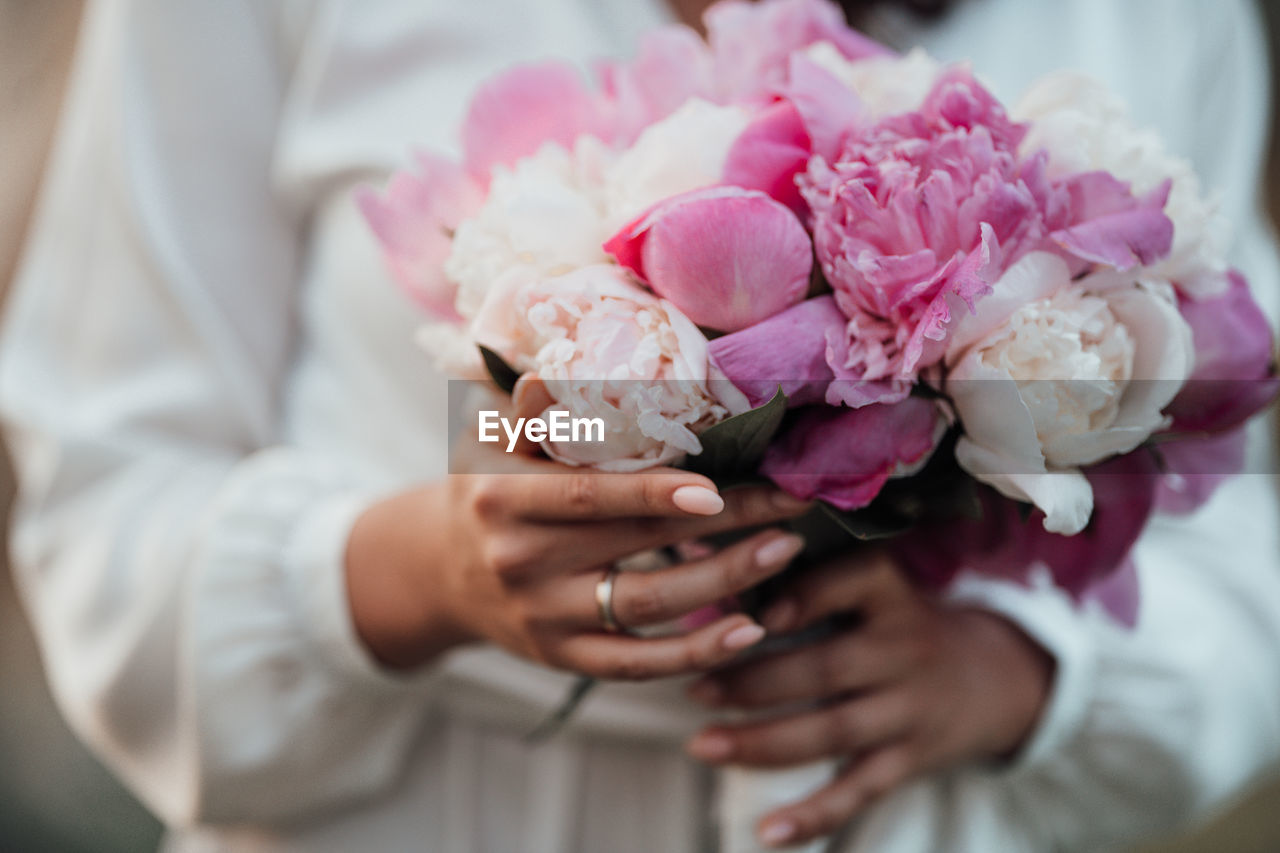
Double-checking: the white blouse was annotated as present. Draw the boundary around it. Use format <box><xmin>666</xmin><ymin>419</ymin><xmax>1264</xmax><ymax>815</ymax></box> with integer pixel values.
<box><xmin>3</xmin><ymin>1</ymin><xmax>1279</xmax><ymax>851</ymax></box>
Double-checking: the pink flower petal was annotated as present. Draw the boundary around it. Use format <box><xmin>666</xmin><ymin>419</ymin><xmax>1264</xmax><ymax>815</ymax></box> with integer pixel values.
<box><xmin>895</xmin><ymin>450</ymin><xmax>1160</xmax><ymax>621</ymax></box>
<box><xmin>1082</xmin><ymin>557</ymin><xmax>1140</xmax><ymax>628</ymax></box>
<box><xmin>760</xmin><ymin>397</ymin><xmax>942</xmax><ymax>510</ymax></box>
<box><xmin>722</xmin><ymin>101</ymin><xmax>813</xmax><ymax>214</ymax></box>
<box><xmin>1154</xmin><ymin>428</ymin><xmax>1248</xmax><ymax>515</ymax></box>
<box><xmin>357</xmin><ymin>153</ymin><xmax>482</xmax><ymax>319</ymax></box>
<box><xmin>1049</xmin><ymin>176</ymin><xmax>1174</xmax><ymax>270</ymax></box>
<box><xmin>708</xmin><ymin>295</ymin><xmax>846</xmax><ymax>407</ymax></box>
<box><xmin>462</xmin><ymin>62</ymin><xmax>609</xmax><ymax>179</ymax></box>
<box><xmin>705</xmin><ymin>0</ymin><xmax>891</xmax><ymax>99</ymax></box>
<box><xmin>1166</xmin><ymin>269</ymin><xmax>1278</xmax><ymax>433</ymax></box>
<box><xmin>596</xmin><ymin>26</ymin><xmax>717</xmax><ymax>141</ymax></box>
<box><xmin>605</xmin><ymin>186</ymin><xmax>813</xmax><ymax>332</ymax></box>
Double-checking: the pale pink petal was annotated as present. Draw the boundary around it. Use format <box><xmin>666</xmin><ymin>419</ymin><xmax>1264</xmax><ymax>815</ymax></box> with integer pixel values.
<box><xmin>597</xmin><ymin>26</ymin><xmax>718</xmax><ymax>140</ymax></box>
<box><xmin>605</xmin><ymin>186</ymin><xmax>813</xmax><ymax>332</ymax></box>
<box><xmin>705</xmin><ymin>0</ymin><xmax>891</xmax><ymax>99</ymax></box>
<box><xmin>462</xmin><ymin>62</ymin><xmax>609</xmax><ymax>179</ymax></box>
<box><xmin>357</xmin><ymin>152</ymin><xmax>482</xmax><ymax>320</ymax></box>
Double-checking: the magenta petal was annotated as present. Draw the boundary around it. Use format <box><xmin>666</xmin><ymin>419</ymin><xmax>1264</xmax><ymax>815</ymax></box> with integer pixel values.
<box><xmin>760</xmin><ymin>397</ymin><xmax>942</xmax><ymax>510</ymax></box>
<box><xmin>1166</xmin><ymin>270</ymin><xmax>1278</xmax><ymax>433</ymax></box>
<box><xmin>462</xmin><ymin>62</ymin><xmax>607</xmax><ymax>179</ymax></box>
<box><xmin>722</xmin><ymin>101</ymin><xmax>813</xmax><ymax>214</ymax></box>
<box><xmin>606</xmin><ymin>186</ymin><xmax>813</xmax><ymax>332</ymax></box>
<box><xmin>1082</xmin><ymin>557</ymin><xmax>1140</xmax><ymax>628</ymax></box>
<box><xmin>357</xmin><ymin>153</ymin><xmax>482</xmax><ymax>319</ymax></box>
<box><xmin>708</xmin><ymin>295</ymin><xmax>845</xmax><ymax>407</ymax></box>
<box><xmin>1155</xmin><ymin>428</ymin><xmax>1247</xmax><ymax>515</ymax></box>
<box><xmin>895</xmin><ymin>450</ymin><xmax>1160</xmax><ymax>625</ymax></box>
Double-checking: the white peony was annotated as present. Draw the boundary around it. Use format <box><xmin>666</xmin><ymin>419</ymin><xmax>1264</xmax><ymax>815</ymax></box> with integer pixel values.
<box><xmin>455</xmin><ymin>264</ymin><xmax>730</xmax><ymax>471</ymax></box>
<box><xmin>946</xmin><ymin>252</ymin><xmax>1195</xmax><ymax>535</ymax></box>
<box><xmin>444</xmin><ymin>137</ymin><xmax>615</xmax><ymax>319</ymax></box>
<box><xmin>1014</xmin><ymin>72</ymin><xmax>1228</xmax><ymax>296</ymax></box>
<box><xmin>803</xmin><ymin>42</ymin><xmax>942</xmax><ymax>119</ymax></box>
<box><xmin>603</xmin><ymin>98</ymin><xmax>750</xmax><ymax>226</ymax></box>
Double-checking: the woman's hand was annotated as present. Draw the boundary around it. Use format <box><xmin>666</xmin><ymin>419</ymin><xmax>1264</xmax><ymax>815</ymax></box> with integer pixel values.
<box><xmin>684</xmin><ymin>552</ymin><xmax>1054</xmax><ymax>849</ymax></box>
<box><xmin>345</xmin><ymin>383</ymin><xmax>811</xmax><ymax>675</ymax></box>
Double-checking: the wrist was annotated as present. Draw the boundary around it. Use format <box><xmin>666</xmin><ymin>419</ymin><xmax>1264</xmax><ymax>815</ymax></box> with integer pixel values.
<box><xmin>345</xmin><ymin>484</ymin><xmax>477</xmax><ymax>670</ymax></box>
<box><xmin>955</xmin><ymin>608</ymin><xmax>1056</xmax><ymax>762</ymax></box>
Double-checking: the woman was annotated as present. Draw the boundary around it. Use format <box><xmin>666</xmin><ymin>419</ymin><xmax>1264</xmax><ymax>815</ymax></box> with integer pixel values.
<box><xmin>2</xmin><ymin>1</ymin><xmax>1278</xmax><ymax>851</ymax></box>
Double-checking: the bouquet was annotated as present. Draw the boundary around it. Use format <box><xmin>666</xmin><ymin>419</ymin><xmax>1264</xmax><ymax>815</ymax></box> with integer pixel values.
<box><xmin>361</xmin><ymin>0</ymin><xmax>1275</xmax><ymax>627</ymax></box>
<box><xmin>361</xmin><ymin>0</ymin><xmax>1276</xmax><ymax>845</ymax></box>
<box><xmin>362</xmin><ymin>0</ymin><xmax>1276</xmax><ymax>748</ymax></box>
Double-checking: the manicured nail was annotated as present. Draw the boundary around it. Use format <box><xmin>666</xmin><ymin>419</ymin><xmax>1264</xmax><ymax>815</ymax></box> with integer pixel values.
<box><xmin>687</xmin><ymin>678</ymin><xmax>724</xmax><ymax>706</ymax></box>
<box><xmin>722</xmin><ymin>622</ymin><xmax>766</xmax><ymax>651</ymax></box>
<box><xmin>686</xmin><ymin>731</ymin><xmax>734</xmax><ymax>761</ymax></box>
<box><xmin>673</xmin><ymin>485</ymin><xmax>725</xmax><ymax>516</ymax></box>
<box><xmin>755</xmin><ymin>534</ymin><xmax>805</xmax><ymax>569</ymax></box>
<box><xmin>761</xmin><ymin>600</ymin><xmax>797</xmax><ymax>634</ymax></box>
<box><xmin>759</xmin><ymin>819</ymin><xmax>797</xmax><ymax>847</ymax></box>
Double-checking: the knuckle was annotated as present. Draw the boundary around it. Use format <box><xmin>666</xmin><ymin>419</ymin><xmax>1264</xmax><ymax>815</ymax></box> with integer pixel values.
<box><xmin>483</xmin><ymin>537</ymin><xmax>532</xmax><ymax>581</ymax></box>
<box><xmin>470</xmin><ymin>478</ymin><xmax>508</xmax><ymax>520</ymax></box>
<box><xmin>611</xmin><ymin>655</ymin><xmax>657</xmax><ymax>682</ymax></box>
<box><xmin>564</xmin><ymin>474</ymin><xmax>598</xmax><ymax>513</ymax></box>
<box><xmin>623</xmin><ymin>580</ymin><xmax>670</xmax><ymax>625</ymax></box>
<box><xmin>639</xmin><ymin>477</ymin><xmax>669</xmax><ymax>514</ymax></box>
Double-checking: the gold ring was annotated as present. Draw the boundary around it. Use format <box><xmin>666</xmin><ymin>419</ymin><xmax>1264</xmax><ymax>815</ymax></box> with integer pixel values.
<box><xmin>595</xmin><ymin>566</ymin><xmax>624</xmax><ymax>633</ymax></box>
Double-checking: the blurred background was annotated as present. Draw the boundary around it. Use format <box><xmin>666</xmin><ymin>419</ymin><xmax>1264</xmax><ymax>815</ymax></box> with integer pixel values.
<box><xmin>1</xmin><ymin>2</ymin><xmax>1278</xmax><ymax>851</ymax></box>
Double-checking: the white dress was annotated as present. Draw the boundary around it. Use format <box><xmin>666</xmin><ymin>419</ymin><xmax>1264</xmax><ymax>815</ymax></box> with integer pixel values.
<box><xmin>3</xmin><ymin>1</ymin><xmax>1278</xmax><ymax>851</ymax></box>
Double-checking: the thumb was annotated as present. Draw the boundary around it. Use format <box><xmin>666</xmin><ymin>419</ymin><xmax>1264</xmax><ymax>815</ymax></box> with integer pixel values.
<box><xmin>508</xmin><ymin>375</ymin><xmax>556</xmax><ymax>457</ymax></box>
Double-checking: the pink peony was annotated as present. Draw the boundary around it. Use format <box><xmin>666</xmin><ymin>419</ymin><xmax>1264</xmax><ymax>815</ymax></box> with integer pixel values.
<box><xmin>800</xmin><ymin>68</ymin><xmax>1174</xmax><ymax>405</ymax></box>
<box><xmin>605</xmin><ymin>186</ymin><xmax>813</xmax><ymax>332</ymax></box>
<box><xmin>800</xmin><ymin>69</ymin><xmax>1041</xmax><ymax>400</ymax></box>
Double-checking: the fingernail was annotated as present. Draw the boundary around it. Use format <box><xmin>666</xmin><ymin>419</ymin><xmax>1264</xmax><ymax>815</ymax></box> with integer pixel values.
<box><xmin>673</xmin><ymin>485</ymin><xmax>725</xmax><ymax>516</ymax></box>
<box><xmin>687</xmin><ymin>679</ymin><xmax>724</xmax><ymax>706</ymax></box>
<box><xmin>722</xmin><ymin>622</ymin><xmax>766</xmax><ymax>652</ymax></box>
<box><xmin>759</xmin><ymin>819</ymin><xmax>797</xmax><ymax>847</ymax></box>
<box><xmin>686</xmin><ymin>731</ymin><xmax>734</xmax><ymax>761</ymax></box>
<box><xmin>755</xmin><ymin>534</ymin><xmax>805</xmax><ymax>569</ymax></box>
<box><xmin>761</xmin><ymin>600</ymin><xmax>797</xmax><ymax>634</ymax></box>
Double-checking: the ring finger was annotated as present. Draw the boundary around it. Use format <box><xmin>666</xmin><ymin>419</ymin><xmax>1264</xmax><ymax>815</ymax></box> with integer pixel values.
<box><xmin>548</xmin><ymin>529</ymin><xmax>806</xmax><ymax>630</ymax></box>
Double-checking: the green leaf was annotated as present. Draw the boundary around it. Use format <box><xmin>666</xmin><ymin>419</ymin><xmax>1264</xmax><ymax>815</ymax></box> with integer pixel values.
<box><xmin>818</xmin><ymin>502</ymin><xmax>917</xmax><ymax>541</ymax></box>
<box><xmin>478</xmin><ymin>345</ymin><xmax>520</xmax><ymax>395</ymax></box>
<box><xmin>683</xmin><ymin>388</ymin><xmax>787</xmax><ymax>480</ymax></box>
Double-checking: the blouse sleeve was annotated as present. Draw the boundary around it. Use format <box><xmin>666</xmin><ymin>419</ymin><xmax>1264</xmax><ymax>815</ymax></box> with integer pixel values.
<box><xmin>0</xmin><ymin>0</ymin><xmax>440</xmax><ymax>826</ymax></box>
